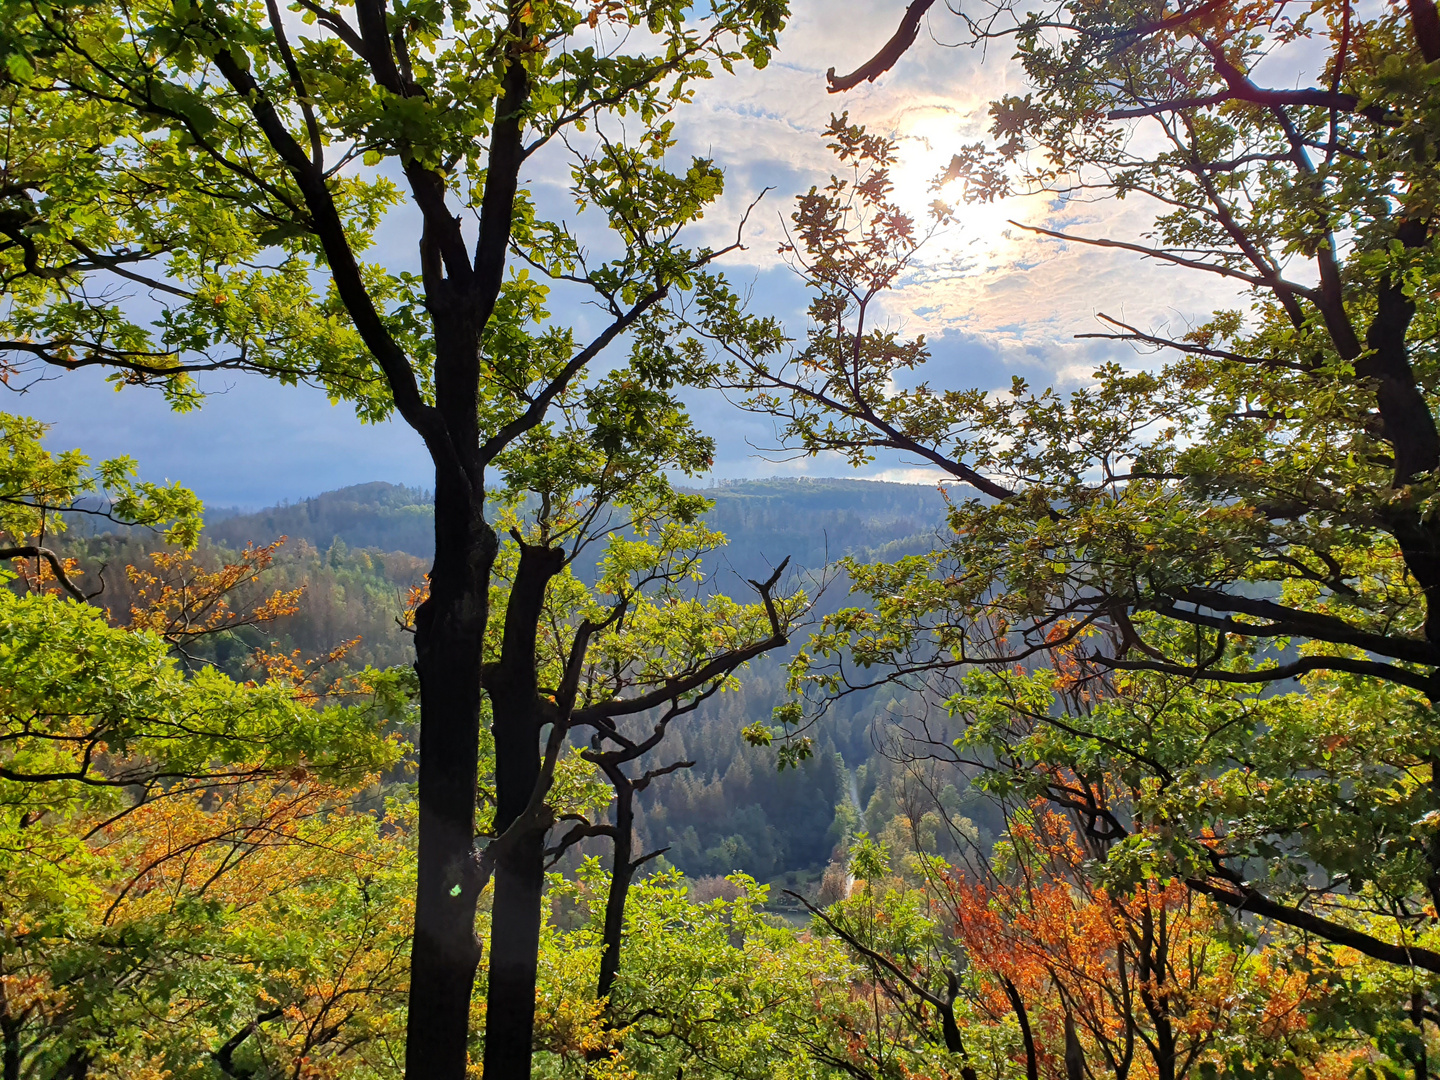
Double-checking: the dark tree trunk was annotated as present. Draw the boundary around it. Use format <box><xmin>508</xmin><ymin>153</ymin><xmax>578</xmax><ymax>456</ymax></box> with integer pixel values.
<box><xmin>406</xmin><ymin>593</ymin><xmax>489</xmax><ymax>1077</ymax></box>
<box><xmin>482</xmin><ymin>695</ymin><xmax>547</xmax><ymax>1080</ymax></box>
<box><xmin>1136</xmin><ymin>904</ymin><xmax>1177</xmax><ymax>1080</ymax></box>
<box><xmin>1425</xmin><ymin>756</ymin><xmax>1440</xmax><ymax>919</ymax></box>
<box><xmin>592</xmin><ymin>752</ymin><xmax>701</xmax><ymax>1006</ymax></box>
<box><xmin>405</xmin><ymin>510</ymin><xmax>493</xmax><ymax>1077</ymax></box>
<box><xmin>942</xmin><ymin>972</ymin><xmax>981</xmax><ymax>1080</ymax></box>
<box><xmin>1065</xmin><ymin>1012</ymin><xmax>1085</xmax><ymax>1080</ymax></box>
<box><xmin>1411</xmin><ymin>0</ymin><xmax>1440</xmax><ymax>64</ymax></box>
<box><xmin>485</xmin><ymin>831</ymin><xmax>546</xmax><ymax>1079</ymax></box>
<box><xmin>1362</xmin><ymin>215</ymin><xmax>1440</xmax><ymax>642</ymax></box>
<box><xmin>595</xmin><ymin>776</ymin><xmax>636</xmax><ymax>1004</ymax></box>
<box><xmin>2</xmin><ymin>1010</ymin><xmax>20</xmax><ymax>1080</ymax></box>
<box><xmin>1001</xmin><ymin>977</ymin><xmax>1038</xmax><ymax>1080</ymax></box>
<box><xmin>482</xmin><ymin>542</ymin><xmax>564</xmax><ymax>1080</ymax></box>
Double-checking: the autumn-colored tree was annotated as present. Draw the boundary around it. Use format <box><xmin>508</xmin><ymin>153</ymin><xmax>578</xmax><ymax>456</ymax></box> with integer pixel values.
<box><xmin>0</xmin><ymin>422</ymin><xmax>418</xmax><ymax>1077</ymax></box>
<box><xmin>943</xmin><ymin>809</ymin><xmax>1315</xmax><ymax>1080</ymax></box>
<box><xmin>1</xmin><ymin>773</ymin><xmax>416</xmax><ymax>1078</ymax></box>
<box><xmin>126</xmin><ymin>540</ymin><xmax>301</xmax><ymax>646</ymax></box>
<box><xmin>795</xmin><ymin>814</ymin><xmax>1360</xmax><ymax>1080</ymax></box>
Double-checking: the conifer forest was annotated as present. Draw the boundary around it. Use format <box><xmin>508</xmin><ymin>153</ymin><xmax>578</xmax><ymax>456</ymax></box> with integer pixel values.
<box><xmin>4</xmin><ymin>1</ymin><xmax>1440</xmax><ymax>1077</ymax></box>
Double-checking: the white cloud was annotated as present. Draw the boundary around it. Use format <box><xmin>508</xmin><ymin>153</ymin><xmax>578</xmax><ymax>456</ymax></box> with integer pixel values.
<box><xmin>20</xmin><ymin>0</ymin><xmax>1246</xmax><ymax>503</ymax></box>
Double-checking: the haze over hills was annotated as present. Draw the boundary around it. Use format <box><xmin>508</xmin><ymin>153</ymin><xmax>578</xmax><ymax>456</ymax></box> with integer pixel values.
<box><xmin>203</xmin><ymin>476</ymin><xmax>956</xmax><ymax>578</ymax></box>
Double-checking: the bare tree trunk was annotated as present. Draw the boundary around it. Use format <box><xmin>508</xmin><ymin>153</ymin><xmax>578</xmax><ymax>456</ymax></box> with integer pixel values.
<box><xmin>2</xmin><ymin>1006</ymin><xmax>21</xmax><ymax>1080</ymax></box>
<box><xmin>481</xmin><ymin>541</ymin><xmax>565</xmax><ymax>1080</ymax></box>
<box><xmin>405</xmin><ymin>470</ymin><xmax>494</xmax><ymax>1077</ymax></box>
<box><xmin>1065</xmin><ymin>1012</ymin><xmax>1085</xmax><ymax>1080</ymax></box>
<box><xmin>1001</xmin><ymin>977</ymin><xmax>1038</xmax><ymax>1080</ymax></box>
<box><xmin>485</xmin><ymin>831</ymin><xmax>546</xmax><ymax>1079</ymax></box>
<box><xmin>596</xmin><ymin>774</ymin><xmax>637</xmax><ymax>1003</ymax></box>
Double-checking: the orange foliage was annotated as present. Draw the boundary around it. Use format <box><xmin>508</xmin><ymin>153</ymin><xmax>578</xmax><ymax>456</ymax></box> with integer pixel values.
<box><xmin>938</xmin><ymin>810</ymin><xmax>1317</xmax><ymax>1080</ymax></box>
<box><xmin>251</xmin><ymin>636</ymin><xmax>369</xmax><ymax>705</ymax></box>
<box><xmin>126</xmin><ymin>539</ymin><xmax>302</xmax><ymax>643</ymax></box>
<box><xmin>12</xmin><ymin>548</ymin><xmax>86</xmax><ymax>596</ymax></box>
<box><xmin>97</xmin><ymin>777</ymin><xmax>363</xmax><ymax>923</ymax></box>
<box><xmin>95</xmin><ymin>775</ymin><xmax>410</xmax><ymax>1075</ymax></box>
<box><xmin>398</xmin><ymin>574</ymin><xmax>430</xmax><ymax>633</ymax></box>
<box><xmin>2</xmin><ymin>766</ymin><xmax>411</xmax><ymax>1076</ymax></box>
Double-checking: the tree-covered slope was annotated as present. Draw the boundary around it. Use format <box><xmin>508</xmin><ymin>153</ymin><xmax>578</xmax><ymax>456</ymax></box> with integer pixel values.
<box><xmin>203</xmin><ymin>476</ymin><xmax>951</xmax><ymax>576</ymax></box>
<box><xmin>69</xmin><ymin>477</ymin><xmax>958</xmax><ymax>888</ymax></box>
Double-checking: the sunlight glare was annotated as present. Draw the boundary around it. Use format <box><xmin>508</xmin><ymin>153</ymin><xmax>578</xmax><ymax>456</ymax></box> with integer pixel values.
<box><xmin>885</xmin><ymin>106</ymin><xmax>1043</xmax><ymax>291</ymax></box>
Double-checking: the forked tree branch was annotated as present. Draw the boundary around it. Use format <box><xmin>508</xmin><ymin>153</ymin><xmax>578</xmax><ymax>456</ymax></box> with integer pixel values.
<box><xmin>476</xmin><ymin>287</ymin><xmax>668</xmax><ymax>467</ymax></box>
<box><xmin>570</xmin><ymin>557</ymin><xmax>792</xmax><ymax>724</ymax></box>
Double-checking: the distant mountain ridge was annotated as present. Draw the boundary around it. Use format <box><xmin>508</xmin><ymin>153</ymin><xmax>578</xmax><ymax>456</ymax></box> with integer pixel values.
<box><xmin>204</xmin><ymin>477</ymin><xmax>954</xmax><ymax>576</ymax></box>
<box><xmin>205</xmin><ymin>481</ymin><xmax>436</xmax><ymax>556</ymax></box>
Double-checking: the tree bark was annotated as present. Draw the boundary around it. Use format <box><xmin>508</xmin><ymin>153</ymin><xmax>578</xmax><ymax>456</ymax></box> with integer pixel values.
<box><xmin>1362</xmin><ymin>215</ymin><xmax>1440</xmax><ymax>642</ymax></box>
<box><xmin>404</xmin><ymin>294</ymin><xmax>494</xmax><ymax>1072</ymax></box>
<box><xmin>595</xmin><ymin>774</ymin><xmax>636</xmax><ymax>1004</ymax></box>
<box><xmin>1001</xmin><ymin>977</ymin><xmax>1039</xmax><ymax>1080</ymax></box>
<box><xmin>482</xmin><ymin>541</ymin><xmax>565</xmax><ymax>1080</ymax></box>
<box><xmin>1064</xmin><ymin>1012</ymin><xmax>1085</xmax><ymax>1080</ymax></box>
<box><xmin>405</xmin><ymin>473</ymin><xmax>494</xmax><ymax>1077</ymax></box>
<box><xmin>1410</xmin><ymin>0</ymin><xmax>1440</xmax><ymax>63</ymax></box>
<box><xmin>485</xmin><ymin>828</ymin><xmax>546</xmax><ymax>1080</ymax></box>
<box><xmin>2</xmin><ymin>1008</ymin><xmax>20</xmax><ymax>1080</ymax></box>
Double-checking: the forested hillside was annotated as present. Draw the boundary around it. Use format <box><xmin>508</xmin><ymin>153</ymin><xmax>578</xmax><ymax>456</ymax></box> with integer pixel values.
<box><xmin>205</xmin><ymin>476</ymin><xmax>950</xmax><ymax>575</ymax></box>
<box><xmin>79</xmin><ymin>477</ymin><xmax>963</xmax><ymax>890</ymax></box>
<box><xmin>205</xmin><ymin>481</ymin><xmax>437</xmax><ymax>557</ymax></box>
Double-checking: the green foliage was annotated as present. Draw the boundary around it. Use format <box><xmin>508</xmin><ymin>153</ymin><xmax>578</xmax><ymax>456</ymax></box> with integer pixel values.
<box><xmin>536</xmin><ymin>863</ymin><xmax>855</xmax><ymax>1080</ymax></box>
<box><xmin>0</xmin><ymin>0</ymin><xmax>788</xmax><ymax>424</ymax></box>
<box><xmin>0</xmin><ymin>412</ymin><xmax>202</xmax><ymax>551</ymax></box>
<box><xmin>0</xmin><ymin>416</ymin><xmax>419</xmax><ymax>1076</ymax></box>
<box><xmin>0</xmin><ymin>579</ymin><xmax>404</xmax><ymax>798</ymax></box>
<box><xmin>2</xmin><ymin>784</ymin><xmax>416</xmax><ymax>1078</ymax></box>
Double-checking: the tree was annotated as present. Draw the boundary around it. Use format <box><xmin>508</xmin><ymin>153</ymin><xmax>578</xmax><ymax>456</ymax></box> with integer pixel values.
<box><xmin>1</xmin><ymin>769</ymin><xmax>416</xmax><ymax>1079</ymax></box>
<box><xmin>793</xmin><ymin>809</ymin><xmax>1348</xmax><ymax>1080</ymax></box>
<box><xmin>539</xmin><ymin>864</ymin><xmax>857</xmax><ymax>1080</ymax></box>
<box><xmin>910</xmin><ymin>632</ymin><xmax>1440</xmax><ymax>1073</ymax></box>
<box><xmin>0</xmin><ymin>420</ymin><xmax>413</xmax><ymax>1078</ymax></box>
<box><xmin>472</xmin><ymin>489</ymin><xmax>800</xmax><ymax>1049</ymax></box>
<box><xmin>0</xmin><ymin>412</ymin><xmax>201</xmax><ymax>597</ymax></box>
<box><xmin>717</xmin><ymin>0</ymin><xmax>1440</xmax><ymax>987</ymax></box>
<box><xmin>0</xmin><ymin>1</ymin><xmax>793</xmax><ymax>1074</ymax></box>
<box><xmin>946</xmin><ymin>810</ymin><xmax>1314</xmax><ymax>1080</ymax></box>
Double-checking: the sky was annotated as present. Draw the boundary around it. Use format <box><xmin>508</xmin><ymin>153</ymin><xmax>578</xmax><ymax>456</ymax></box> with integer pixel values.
<box><xmin>11</xmin><ymin>0</ymin><xmax>1240</xmax><ymax>509</ymax></box>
